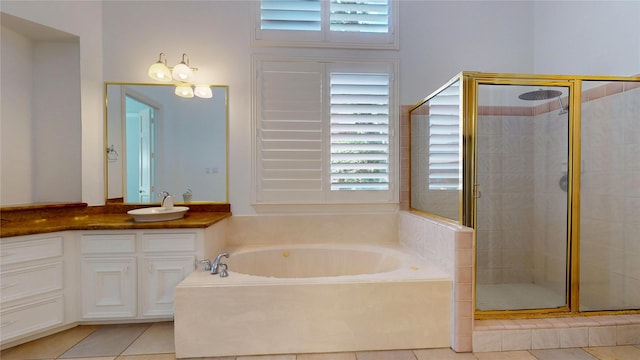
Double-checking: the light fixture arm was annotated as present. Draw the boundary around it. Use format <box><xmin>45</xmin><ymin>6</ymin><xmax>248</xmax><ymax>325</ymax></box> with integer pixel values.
<box><xmin>178</xmin><ymin>53</ymin><xmax>198</xmax><ymax>72</ymax></box>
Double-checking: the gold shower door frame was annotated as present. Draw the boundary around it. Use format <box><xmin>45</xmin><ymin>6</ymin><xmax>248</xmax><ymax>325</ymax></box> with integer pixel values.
<box><xmin>465</xmin><ymin>74</ymin><xmax>578</xmax><ymax>318</ymax></box>
<box><xmin>410</xmin><ymin>72</ymin><xmax>639</xmax><ymax>318</ymax></box>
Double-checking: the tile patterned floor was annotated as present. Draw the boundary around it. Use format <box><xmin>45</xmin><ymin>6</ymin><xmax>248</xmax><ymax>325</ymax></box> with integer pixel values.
<box><xmin>1</xmin><ymin>322</ymin><xmax>639</xmax><ymax>360</ymax></box>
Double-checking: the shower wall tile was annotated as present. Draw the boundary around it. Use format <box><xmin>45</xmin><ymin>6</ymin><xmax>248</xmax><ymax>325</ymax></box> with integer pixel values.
<box><xmin>502</xmin><ymin>330</ymin><xmax>532</xmax><ymax>351</ymax></box>
<box><xmin>399</xmin><ymin>211</ymin><xmax>474</xmax><ymax>352</ymax></box>
<box><xmin>559</xmin><ymin>328</ymin><xmax>589</xmax><ymax>348</ymax></box>
<box><xmin>617</xmin><ymin>324</ymin><xmax>640</xmax><ymax>345</ymax></box>
<box><xmin>588</xmin><ymin>326</ymin><xmax>617</xmax><ymax>347</ymax></box>
<box><xmin>531</xmin><ymin>329</ymin><xmax>560</xmax><ymax>350</ymax></box>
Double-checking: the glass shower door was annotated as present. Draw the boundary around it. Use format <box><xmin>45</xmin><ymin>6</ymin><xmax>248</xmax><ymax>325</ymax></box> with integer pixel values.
<box><xmin>475</xmin><ymin>83</ymin><xmax>570</xmax><ymax>312</ymax></box>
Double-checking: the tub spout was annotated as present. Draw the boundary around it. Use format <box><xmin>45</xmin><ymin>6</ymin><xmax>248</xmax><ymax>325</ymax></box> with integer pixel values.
<box><xmin>211</xmin><ymin>252</ymin><xmax>229</xmax><ymax>275</ymax></box>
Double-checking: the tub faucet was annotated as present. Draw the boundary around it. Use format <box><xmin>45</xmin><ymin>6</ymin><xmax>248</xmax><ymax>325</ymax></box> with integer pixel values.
<box><xmin>211</xmin><ymin>252</ymin><xmax>229</xmax><ymax>276</ymax></box>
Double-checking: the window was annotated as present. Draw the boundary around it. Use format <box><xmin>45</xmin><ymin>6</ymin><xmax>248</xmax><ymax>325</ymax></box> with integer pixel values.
<box><xmin>330</xmin><ymin>72</ymin><xmax>389</xmax><ymax>191</ymax></box>
<box><xmin>253</xmin><ymin>57</ymin><xmax>397</xmax><ymax>206</ymax></box>
<box><xmin>254</xmin><ymin>0</ymin><xmax>398</xmax><ymax>49</ymax></box>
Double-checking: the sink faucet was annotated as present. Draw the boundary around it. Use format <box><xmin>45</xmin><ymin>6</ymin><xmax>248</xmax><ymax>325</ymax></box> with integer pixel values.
<box><xmin>160</xmin><ymin>191</ymin><xmax>173</xmax><ymax>209</ymax></box>
<box><xmin>211</xmin><ymin>252</ymin><xmax>229</xmax><ymax>276</ymax></box>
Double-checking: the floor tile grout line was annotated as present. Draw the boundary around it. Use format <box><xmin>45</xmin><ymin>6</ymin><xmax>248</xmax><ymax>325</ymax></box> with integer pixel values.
<box><xmin>116</xmin><ymin>322</ymin><xmax>155</xmax><ymax>358</ymax></box>
<box><xmin>55</xmin><ymin>324</ymin><xmax>105</xmax><ymax>360</ymax></box>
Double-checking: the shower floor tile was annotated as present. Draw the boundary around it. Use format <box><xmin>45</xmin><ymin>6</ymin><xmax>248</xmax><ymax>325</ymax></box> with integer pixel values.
<box><xmin>476</xmin><ymin>283</ymin><xmax>565</xmax><ymax>311</ymax></box>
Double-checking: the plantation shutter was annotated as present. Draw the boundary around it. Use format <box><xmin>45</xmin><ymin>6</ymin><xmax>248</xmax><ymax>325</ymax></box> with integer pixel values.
<box><xmin>255</xmin><ymin>0</ymin><xmax>397</xmax><ymax>49</ymax></box>
<box><xmin>254</xmin><ymin>58</ymin><xmax>396</xmax><ymax>205</ymax></box>
<box><xmin>428</xmin><ymin>81</ymin><xmax>461</xmax><ymax>190</ymax></box>
<box><xmin>330</xmin><ymin>72</ymin><xmax>389</xmax><ymax>191</ymax></box>
<box><xmin>256</xmin><ymin>60</ymin><xmax>324</xmax><ymax>202</ymax></box>
<box><xmin>329</xmin><ymin>0</ymin><xmax>389</xmax><ymax>33</ymax></box>
<box><xmin>260</xmin><ymin>0</ymin><xmax>321</xmax><ymax>31</ymax></box>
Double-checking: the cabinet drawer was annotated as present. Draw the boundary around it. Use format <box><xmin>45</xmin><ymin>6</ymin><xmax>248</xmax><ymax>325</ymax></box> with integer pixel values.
<box><xmin>0</xmin><ymin>295</ymin><xmax>64</xmax><ymax>342</ymax></box>
<box><xmin>142</xmin><ymin>233</ymin><xmax>196</xmax><ymax>253</ymax></box>
<box><xmin>81</xmin><ymin>234</ymin><xmax>136</xmax><ymax>254</ymax></box>
<box><xmin>0</xmin><ymin>237</ymin><xmax>63</xmax><ymax>266</ymax></box>
<box><xmin>1</xmin><ymin>262</ymin><xmax>63</xmax><ymax>303</ymax></box>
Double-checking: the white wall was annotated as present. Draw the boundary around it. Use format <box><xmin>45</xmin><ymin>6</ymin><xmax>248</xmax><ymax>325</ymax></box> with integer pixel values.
<box><xmin>1</xmin><ymin>1</ymin><xmax>104</xmax><ymax>205</ymax></box>
<box><xmin>533</xmin><ymin>1</ymin><xmax>640</xmax><ymax>76</ymax></box>
<box><xmin>32</xmin><ymin>41</ymin><xmax>82</xmax><ymax>203</ymax></box>
<box><xmin>399</xmin><ymin>1</ymin><xmax>535</xmax><ymax>105</ymax></box>
<box><xmin>0</xmin><ymin>26</ymin><xmax>33</xmax><ymax>205</ymax></box>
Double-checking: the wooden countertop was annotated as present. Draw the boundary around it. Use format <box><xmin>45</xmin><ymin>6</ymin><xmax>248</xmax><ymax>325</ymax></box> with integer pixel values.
<box><xmin>0</xmin><ymin>203</ymin><xmax>231</xmax><ymax>238</ymax></box>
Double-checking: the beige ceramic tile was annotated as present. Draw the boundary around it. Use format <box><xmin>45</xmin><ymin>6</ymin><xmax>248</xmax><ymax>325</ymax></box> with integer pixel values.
<box><xmin>297</xmin><ymin>352</ymin><xmax>356</xmax><ymax>360</ymax></box>
<box><xmin>0</xmin><ymin>325</ymin><xmax>100</xmax><ymax>360</ymax></box>
<box><xmin>531</xmin><ymin>329</ymin><xmax>560</xmax><ymax>350</ymax></box>
<box><xmin>122</xmin><ymin>321</ymin><xmax>175</xmax><ymax>355</ymax></box>
<box><xmin>584</xmin><ymin>345</ymin><xmax>640</xmax><ymax>360</ymax></box>
<box><xmin>588</xmin><ymin>326</ymin><xmax>616</xmax><ymax>346</ymax></box>
<box><xmin>502</xmin><ymin>330</ymin><xmax>531</xmax><ymax>351</ymax></box>
<box><xmin>472</xmin><ymin>330</ymin><xmax>502</xmax><ymax>352</ymax></box>
<box><xmin>413</xmin><ymin>348</ymin><xmax>478</xmax><ymax>359</ymax></box>
<box><xmin>59</xmin><ymin>323</ymin><xmax>151</xmax><ymax>358</ymax></box>
<box><xmin>117</xmin><ymin>354</ymin><xmax>176</xmax><ymax>360</ymax></box>
<box><xmin>64</xmin><ymin>358</ymin><xmax>115</xmax><ymax>360</ymax></box>
<box><xmin>559</xmin><ymin>327</ymin><xmax>589</xmax><ymax>348</ymax></box>
<box><xmin>474</xmin><ymin>350</ymin><xmax>537</xmax><ymax>360</ymax></box>
<box><xmin>236</xmin><ymin>355</ymin><xmax>296</xmax><ymax>360</ymax></box>
<box><xmin>617</xmin><ymin>324</ymin><xmax>640</xmax><ymax>345</ymax></box>
<box><xmin>529</xmin><ymin>348</ymin><xmax>597</xmax><ymax>360</ymax></box>
<box><xmin>355</xmin><ymin>350</ymin><xmax>417</xmax><ymax>360</ymax></box>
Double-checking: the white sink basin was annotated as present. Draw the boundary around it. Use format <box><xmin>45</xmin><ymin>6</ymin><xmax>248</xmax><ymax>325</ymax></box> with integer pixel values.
<box><xmin>127</xmin><ymin>206</ymin><xmax>190</xmax><ymax>222</ymax></box>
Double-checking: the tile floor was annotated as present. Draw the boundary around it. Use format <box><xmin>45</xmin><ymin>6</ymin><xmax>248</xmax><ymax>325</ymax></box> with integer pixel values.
<box><xmin>1</xmin><ymin>322</ymin><xmax>639</xmax><ymax>360</ymax></box>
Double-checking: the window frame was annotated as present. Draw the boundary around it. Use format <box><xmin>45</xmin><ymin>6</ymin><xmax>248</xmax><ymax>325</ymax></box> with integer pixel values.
<box><xmin>251</xmin><ymin>55</ymin><xmax>399</xmax><ymax>211</ymax></box>
<box><xmin>251</xmin><ymin>0</ymin><xmax>399</xmax><ymax>50</ymax></box>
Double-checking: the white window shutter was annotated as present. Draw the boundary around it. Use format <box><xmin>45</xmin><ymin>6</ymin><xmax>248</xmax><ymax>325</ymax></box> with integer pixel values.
<box><xmin>254</xmin><ymin>58</ymin><xmax>397</xmax><ymax>206</ymax></box>
<box><xmin>329</xmin><ymin>0</ymin><xmax>389</xmax><ymax>33</ymax></box>
<box><xmin>330</xmin><ymin>72</ymin><xmax>390</xmax><ymax>191</ymax></box>
<box><xmin>256</xmin><ymin>60</ymin><xmax>324</xmax><ymax>202</ymax></box>
<box><xmin>260</xmin><ymin>0</ymin><xmax>322</xmax><ymax>31</ymax></box>
<box><xmin>254</xmin><ymin>0</ymin><xmax>398</xmax><ymax>49</ymax></box>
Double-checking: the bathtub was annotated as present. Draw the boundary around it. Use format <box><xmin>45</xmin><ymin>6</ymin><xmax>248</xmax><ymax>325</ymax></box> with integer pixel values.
<box><xmin>174</xmin><ymin>243</ymin><xmax>452</xmax><ymax>358</ymax></box>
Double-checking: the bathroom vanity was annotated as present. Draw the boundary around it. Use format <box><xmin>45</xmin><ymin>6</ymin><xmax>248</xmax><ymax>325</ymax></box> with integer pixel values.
<box><xmin>0</xmin><ymin>203</ymin><xmax>229</xmax><ymax>349</ymax></box>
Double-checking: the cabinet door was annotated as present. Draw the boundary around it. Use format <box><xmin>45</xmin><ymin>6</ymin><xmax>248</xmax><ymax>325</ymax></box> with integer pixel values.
<box><xmin>142</xmin><ymin>256</ymin><xmax>195</xmax><ymax>317</ymax></box>
<box><xmin>81</xmin><ymin>257</ymin><xmax>137</xmax><ymax>319</ymax></box>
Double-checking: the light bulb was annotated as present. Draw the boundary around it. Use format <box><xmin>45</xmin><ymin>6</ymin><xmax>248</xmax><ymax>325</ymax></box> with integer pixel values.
<box><xmin>175</xmin><ymin>86</ymin><xmax>194</xmax><ymax>98</ymax></box>
<box><xmin>172</xmin><ymin>63</ymin><xmax>194</xmax><ymax>83</ymax></box>
<box><xmin>194</xmin><ymin>86</ymin><xmax>213</xmax><ymax>98</ymax></box>
<box><xmin>148</xmin><ymin>62</ymin><xmax>172</xmax><ymax>82</ymax></box>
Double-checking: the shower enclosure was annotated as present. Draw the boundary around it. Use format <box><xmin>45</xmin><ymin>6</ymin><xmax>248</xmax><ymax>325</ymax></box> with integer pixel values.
<box><xmin>409</xmin><ymin>72</ymin><xmax>639</xmax><ymax>317</ymax></box>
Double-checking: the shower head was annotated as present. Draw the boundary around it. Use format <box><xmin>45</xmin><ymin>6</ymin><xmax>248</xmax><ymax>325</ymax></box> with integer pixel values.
<box><xmin>518</xmin><ymin>89</ymin><xmax>563</xmax><ymax>101</ymax></box>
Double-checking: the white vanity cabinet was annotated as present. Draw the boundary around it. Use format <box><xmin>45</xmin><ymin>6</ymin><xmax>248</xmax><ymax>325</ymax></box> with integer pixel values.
<box><xmin>0</xmin><ymin>232</ymin><xmax>72</xmax><ymax>345</ymax></box>
<box><xmin>80</xmin><ymin>233</ymin><xmax>138</xmax><ymax>319</ymax></box>
<box><xmin>80</xmin><ymin>230</ymin><xmax>202</xmax><ymax>320</ymax></box>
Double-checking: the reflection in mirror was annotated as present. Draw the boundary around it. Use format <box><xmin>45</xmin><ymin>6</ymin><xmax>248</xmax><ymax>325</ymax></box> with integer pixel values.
<box><xmin>106</xmin><ymin>83</ymin><xmax>227</xmax><ymax>204</ymax></box>
<box><xmin>409</xmin><ymin>79</ymin><xmax>461</xmax><ymax>222</ymax></box>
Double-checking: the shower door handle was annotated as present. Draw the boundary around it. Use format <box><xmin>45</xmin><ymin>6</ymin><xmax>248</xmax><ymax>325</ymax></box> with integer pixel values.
<box><xmin>473</xmin><ymin>184</ymin><xmax>481</xmax><ymax>198</ymax></box>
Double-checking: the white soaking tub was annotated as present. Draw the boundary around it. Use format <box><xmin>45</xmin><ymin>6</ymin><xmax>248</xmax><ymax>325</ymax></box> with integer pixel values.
<box><xmin>174</xmin><ymin>243</ymin><xmax>451</xmax><ymax>358</ymax></box>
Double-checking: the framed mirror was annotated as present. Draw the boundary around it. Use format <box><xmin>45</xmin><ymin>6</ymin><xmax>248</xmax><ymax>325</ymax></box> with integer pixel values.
<box><xmin>105</xmin><ymin>83</ymin><xmax>228</xmax><ymax>204</ymax></box>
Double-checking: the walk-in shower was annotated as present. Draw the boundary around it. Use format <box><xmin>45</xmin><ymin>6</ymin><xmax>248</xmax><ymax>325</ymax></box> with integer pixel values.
<box><xmin>409</xmin><ymin>72</ymin><xmax>640</xmax><ymax>317</ymax></box>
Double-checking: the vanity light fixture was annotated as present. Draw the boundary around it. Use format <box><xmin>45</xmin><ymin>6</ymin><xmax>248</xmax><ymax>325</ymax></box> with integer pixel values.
<box><xmin>194</xmin><ymin>85</ymin><xmax>213</xmax><ymax>98</ymax></box>
<box><xmin>148</xmin><ymin>52</ymin><xmax>212</xmax><ymax>99</ymax></box>
<box><xmin>171</xmin><ymin>53</ymin><xmax>195</xmax><ymax>83</ymax></box>
<box><xmin>175</xmin><ymin>85</ymin><xmax>195</xmax><ymax>98</ymax></box>
<box><xmin>148</xmin><ymin>53</ymin><xmax>172</xmax><ymax>82</ymax></box>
